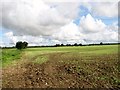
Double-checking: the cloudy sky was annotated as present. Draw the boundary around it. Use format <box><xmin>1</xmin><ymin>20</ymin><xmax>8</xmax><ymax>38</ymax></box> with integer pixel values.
<box><xmin>0</xmin><ymin>0</ymin><xmax>119</xmax><ymax>47</ymax></box>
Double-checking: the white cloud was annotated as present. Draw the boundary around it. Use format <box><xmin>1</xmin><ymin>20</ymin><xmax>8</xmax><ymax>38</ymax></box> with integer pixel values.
<box><xmin>1</xmin><ymin>0</ymin><xmax>80</xmax><ymax>36</ymax></box>
<box><xmin>80</xmin><ymin>14</ymin><xmax>106</xmax><ymax>33</ymax></box>
<box><xmin>4</xmin><ymin>32</ymin><xmax>17</xmax><ymax>44</ymax></box>
<box><xmin>3</xmin><ymin>13</ymin><xmax>118</xmax><ymax>46</ymax></box>
<box><xmin>43</xmin><ymin>0</ymin><xmax>119</xmax><ymax>3</ymax></box>
<box><xmin>4</xmin><ymin>32</ymin><xmax>43</xmax><ymax>46</ymax></box>
<box><xmin>93</xmin><ymin>2</ymin><xmax>118</xmax><ymax>17</ymax></box>
<box><xmin>1</xmin><ymin>0</ymin><xmax>118</xmax><ymax>46</ymax></box>
<box><xmin>83</xmin><ymin>2</ymin><xmax>118</xmax><ymax>17</ymax></box>
<box><xmin>108</xmin><ymin>22</ymin><xmax>118</xmax><ymax>31</ymax></box>
<box><xmin>83</xmin><ymin>30</ymin><xmax>118</xmax><ymax>43</ymax></box>
<box><xmin>47</xmin><ymin>2</ymin><xmax>80</xmax><ymax>19</ymax></box>
<box><xmin>52</xmin><ymin>21</ymin><xmax>84</xmax><ymax>41</ymax></box>
<box><xmin>0</xmin><ymin>41</ymin><xmax>5</xmax><ymax>47</ymax></box>
<box><xmin>4</xmin><ymin>31</ymin><xmax>13</xmax><ymax>37</ymax></box>
<box><xmin>79</xmin><ymin>14</ymin><xmax>118</xmax><ymax>43</ymax></box>
<box><xmin>4</xmin><ymin>32</ymin><xmax>60</xmax><ymax>46</ymax></box>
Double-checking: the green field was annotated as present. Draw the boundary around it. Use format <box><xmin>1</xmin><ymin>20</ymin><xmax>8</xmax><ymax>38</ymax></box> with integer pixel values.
<box><xmin>1</xmin><ymin>45</ymin><xmax>120</xmax><ymax>88</ymax></box>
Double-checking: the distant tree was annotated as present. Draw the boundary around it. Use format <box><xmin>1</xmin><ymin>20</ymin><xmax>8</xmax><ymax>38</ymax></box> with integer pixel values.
<box><xmin>23</xmin><ymin>41</ymin><xmax>28</xmax><ymax>48</ymax></box>
<box><xmin>66</xmin><ymin>44</ymin><xmax>69</xmax><ymax>46</ymax></box>
<box><xmin>100</xmin><ymin>42</ymin><xmax>103</xmax><ymax>45</ymax></box>
<box><xmin>79</xmin><ymin>43</ymin><xmax>82</xmax><ymax>46</ymax></box>
<box><xmin>61</xmin><ymin>44</ymin><xmax>64</xmax><ymax>46</ymax></box>
<box><xmin>66</xmin><ymin>44</ymin><xmax>71</xmax><ymax>46</ymax></box>
<box><xmin>74</xmin><ymin>43</ymin><xmax>78</xmax><ymax>46</ymax></box>
<box><xmin>16</xmin><ymin>41</ymin><xmax>23</xmax><ymax>49</ymax></box>
<box><xmin>55</xmin><ymin>44</ymin><xmax>60</xmax><ymax>47</ymax></box>
<box><xmin>16</xmin><ymin>41</ymin><xmax>28</xmax><ymax>50</ymax></box>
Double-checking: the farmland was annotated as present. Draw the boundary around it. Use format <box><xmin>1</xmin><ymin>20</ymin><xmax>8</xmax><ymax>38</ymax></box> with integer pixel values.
<box><xmin>1</xmin><ymin>45</ymin><xmax>120</xmax><ymax>88</ymax></box>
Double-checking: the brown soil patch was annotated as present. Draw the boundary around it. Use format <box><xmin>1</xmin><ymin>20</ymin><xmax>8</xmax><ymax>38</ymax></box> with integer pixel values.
<box><xmin>2</xmin><ymin>53</ymin><xmax>119</xmax><ymax>88</ymax></box>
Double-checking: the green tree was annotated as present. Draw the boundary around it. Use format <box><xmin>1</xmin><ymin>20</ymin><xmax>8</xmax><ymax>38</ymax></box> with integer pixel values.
<box><xmin>23</xmin><ymin>41</ymin><xmax>28</xmax><ymax>48</ymax></box>
<box><xmin>100</xmin><ymin>42</ymin><xmax>103</xmax><ymax>45</ymax></box>
<box><xmin>16</xmin><ymin>41</ymin><xmax>23</xmax><ymax>50</ymax></box>
<box><xmin>16</xmin><ymin>41</ymin><xmax>28</xmax><ymax>50</ymax></box>
<box><xmin>74</xmin><ymin>43</ymin><xmax>78</xmax><ymax>46</ymax></box>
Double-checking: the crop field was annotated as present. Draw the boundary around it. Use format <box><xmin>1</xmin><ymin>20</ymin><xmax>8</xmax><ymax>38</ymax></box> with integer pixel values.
<box><xmin>1</xmin><ymin>45</ymin><xmax>120</xmax><ymax>88</ymax></box>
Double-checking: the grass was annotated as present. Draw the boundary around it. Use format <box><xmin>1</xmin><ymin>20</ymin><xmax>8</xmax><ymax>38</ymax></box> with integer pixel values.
<box><xmin>26</xmin><ymin>45</ymin><xmax>118</xmax><ymax>54</ymax></box>
<box><xmin>2</xmin><ymin>45</ymin><xmax>118</xmax><ymax>68</ymax></box>
<box><xmin>1</xmin><ymin>49</ymin><xmax>22</xmax><ymax>67</ymax></box>
<box><xmin>32</xmin><ymin>55</ymin><xmax>48</xmax><ymax>64</ymax></box>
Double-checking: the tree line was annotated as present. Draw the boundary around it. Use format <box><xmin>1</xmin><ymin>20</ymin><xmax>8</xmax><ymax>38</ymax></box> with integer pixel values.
<box><xmin>1</xmin><ymin>41</ymin><xmax>119</xmax><ymax>49</ymax></box>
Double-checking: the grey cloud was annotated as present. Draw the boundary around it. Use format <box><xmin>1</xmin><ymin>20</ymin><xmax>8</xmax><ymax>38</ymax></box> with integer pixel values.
<box><xmin>1</xmin><ymin>0</ymin><xmax>78</xmax><ymax>36</ymax></box>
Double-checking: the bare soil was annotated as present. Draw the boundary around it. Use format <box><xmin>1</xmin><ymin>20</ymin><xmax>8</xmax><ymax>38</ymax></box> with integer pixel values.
<box><xmin>2</xmin><ymin>53</ymin><xmax>119</xmax><ymax>88</ymax></box>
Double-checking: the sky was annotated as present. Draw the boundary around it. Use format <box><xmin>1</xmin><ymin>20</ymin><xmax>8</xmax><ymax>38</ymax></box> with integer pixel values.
<box><xmin>0</xmin><ymin>0</ymin><xmax>119</xmax><ymax>47</ymax></box>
